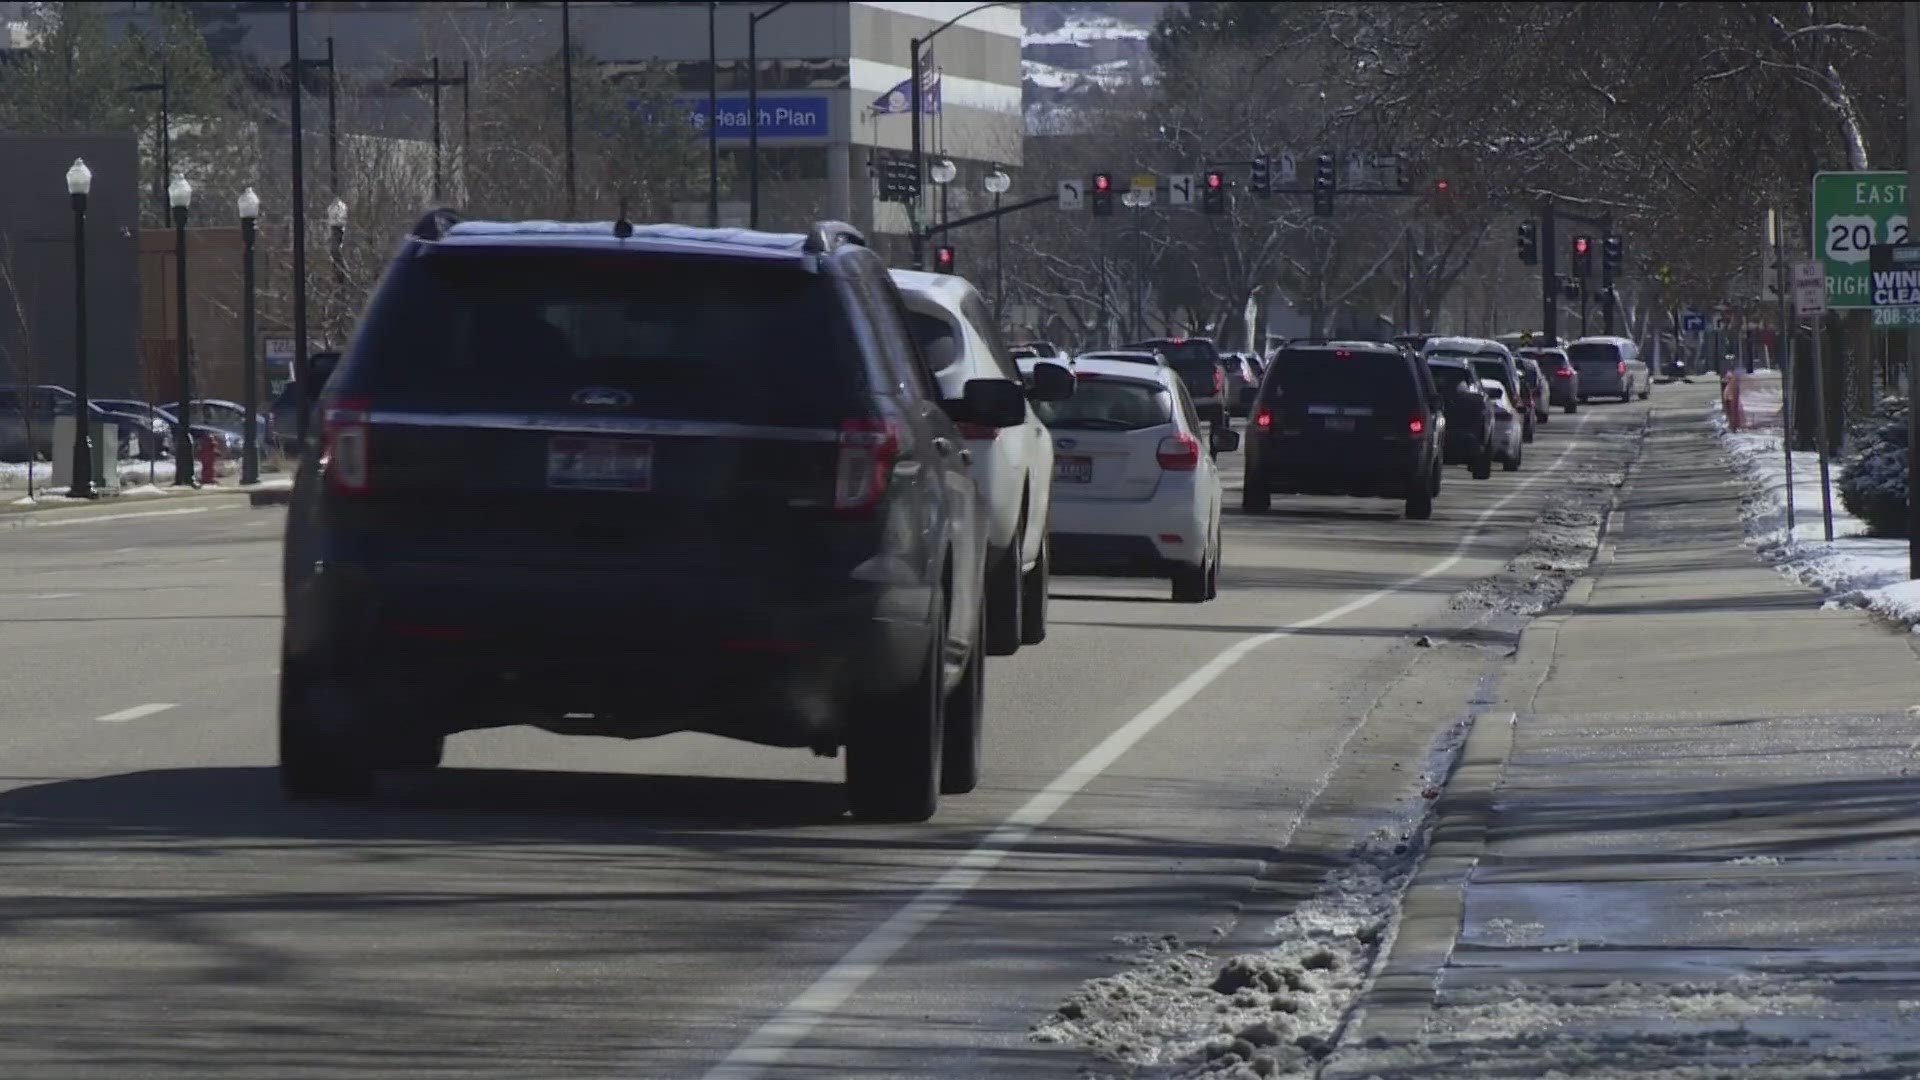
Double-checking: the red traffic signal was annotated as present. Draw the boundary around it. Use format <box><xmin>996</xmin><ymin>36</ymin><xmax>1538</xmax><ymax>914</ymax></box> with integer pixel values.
<box><xmin>1206</xmin><ymin>172</ymin><xmax>1223</xmax><ymax>190</ymax></box>
<box><xmin>1573</xmin><ymin>236</ymin><xmax>1590</xmax><ymax>256</ymax></box>
<box><xmin>933</xmin><ymin>245</ymin><xmax>956</xmax><ymax>273</ymax></box>
<box><xmin>1092</xmin><ymin>173</ymin><xmax>1112</xmax><ymax>192</ymax></box>
<box><xmin>1435</xmin><ymin>180</ymin><xmax>1449</xmax><ymax>193</ymax></box>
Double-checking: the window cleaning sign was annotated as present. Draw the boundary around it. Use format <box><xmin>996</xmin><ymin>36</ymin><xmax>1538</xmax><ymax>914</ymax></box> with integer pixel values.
<box><xmin>1868</xmin><ymin>243</ymin><xmax>1920</xmax><ymax>325</ymax></box>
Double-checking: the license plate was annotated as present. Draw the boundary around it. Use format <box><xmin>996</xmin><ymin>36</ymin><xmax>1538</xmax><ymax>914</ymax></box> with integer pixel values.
<box><xmin>547</xmin><ymin>436</ymin><xmax>653</xmax><ymax>491</ymax></box>
<box><xmin>1054</xmin><ymin>455</ymin><xmax>1093</xmax><ymax>483</ymax></box>
<box><xmin>1323</xmin><ymin>417</ymin><xmax>1356</xmax><ymax>433</ymax></box>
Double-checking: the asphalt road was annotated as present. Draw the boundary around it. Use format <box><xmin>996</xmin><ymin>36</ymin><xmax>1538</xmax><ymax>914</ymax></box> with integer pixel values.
<box><xmin>0</xmin><ymin>396</ymin><xmax>1651</xmax><ymax>1078</ymax></box>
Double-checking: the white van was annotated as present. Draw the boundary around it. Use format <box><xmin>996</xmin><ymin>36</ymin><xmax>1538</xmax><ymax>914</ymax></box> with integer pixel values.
<box><xmin>1568</xmin><ymin>336</ymin><xmax>1649</xmax><ymax>402</ymax></box>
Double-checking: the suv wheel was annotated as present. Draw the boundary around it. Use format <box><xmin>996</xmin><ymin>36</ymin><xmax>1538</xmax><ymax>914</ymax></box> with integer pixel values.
<box><xmin>1242</xmin><ymin>482</ymin><xmax>1271</xmax><ymax>513</ymax></box>
<box><xmin>1020</xmin><ymin>532</ymin><xmax>1050</xmax><ymax>646</ymax></box>
<box><xmin>1171</xmin><ymin>553</ymin><xmax>1209</xmax><ymax>603</ymax></box>
<box><xmin>940</xmin><ymin>597</ymin><xmax>985</xmax><ymax>796</ymax></box>
<box><xmin>846</xmin><ymin>589</ymin><xmax>945</xmax><ymax>822</ymax></box>
<box><xmin>984</xmin><ymin>527</ymin><xmax>1023</xmax><ymax>657</ymax></box>
<box><xmin>1406</xmin><ymin>479</ymin><xmax>1435</xmax><ymax>520</ymax></box>
<box><xmin>1522</xmin><ymin>414</ymin><xmax>1536</xmax><ymax>444</ymax></box>
<box><xmin>278</xmin><ymin>668</ymin><xmax>376</xmax><ymax>800</ymax></box>
<box><xmin>1471</xmin><ymin>445</ymin><xmax>1493</xmax><ymax>480</ymax></box>
<box><xmin>1564</xmin><ymin>401</ymin><xmax>1578</xmax><ymax>414</ymax></box>
<box><xmin>1503</xmin><ymin>443</ymin><xmax>1523</xmax><ymax>472</ymax></box>
<box><xmin>1204</xmin><ymin>528</ymin><xmax>1221</xmax><ymax>600</ymax></box>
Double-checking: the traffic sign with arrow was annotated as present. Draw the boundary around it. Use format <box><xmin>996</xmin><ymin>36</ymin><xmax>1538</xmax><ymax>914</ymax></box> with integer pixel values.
<box><xmin>1056</xmin><ymin>179</ymin><xmax>1082</xmax><ymax>211</ymax></box>
<box><xmin>1168</xmin><ymin>174</ymin><xmax>1194</xmax><ymax>207</ymax></box>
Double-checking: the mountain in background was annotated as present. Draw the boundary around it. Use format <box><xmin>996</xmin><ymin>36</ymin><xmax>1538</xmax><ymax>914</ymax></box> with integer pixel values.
<box><xmin>1022</xmin><ymin>2</ymin><xmax>1169</xmax><ymax>133</ymax></box>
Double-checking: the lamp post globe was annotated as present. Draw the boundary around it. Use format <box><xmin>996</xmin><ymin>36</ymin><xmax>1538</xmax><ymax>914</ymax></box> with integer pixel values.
<box><xmin>325</xmin><ymin>198</ymin><xmax>347</xmax><ymax>229</ymax></box>
<box><xmin>983</xmin><ymin>167</ymin><xmax>1010</xmax><ymax>195</ymax></box>
<box><xmin>66</xmin><ymin>158</ymin><xmax>96</xmax><ymax>498</ymax></box>
<box><xmin>930</xmin><ymin>158</ymin><xmax>957</xmax><ymax>185</ymax></box>
<box><xmin>237</xmin><ymin>186</ymin><xmax>260</xmax><ymax>221</ymax></box>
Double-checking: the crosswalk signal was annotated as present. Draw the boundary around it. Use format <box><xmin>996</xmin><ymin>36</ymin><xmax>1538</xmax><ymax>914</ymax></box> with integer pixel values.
<box><xmin>1249</xmin><ymin>155</ymin><xmax>1271</xmax><ymax>198</ymax></box>
<box><xmin>933</xmin><ymin>245</ymin><xmax>956</xmax><ymax>274</ymax></box>
<box><xmin>1312</xmin><ymin>153</ymin><xmax>1335</xmax><ymax>215</ymax></box>
<box><xmin>1090</xmin><ymin>172</ymin><xmax>1115</xmax><ymax>217</ymax></box>
<box><xmin>1603</xmin><ymin>234</ymin><xmax>1624</xmax><ymax>274</ymax></box>
<box><xmin>1517</xmin><ymin>222</ymin><xmax>1538</xmax><ymax>266</ymax></box>
<box><xmin>1202</xmin><ymin>171</ymin><xmax>1226</xmax><ymax>214</ymax></box>
<box><xmin>1571</xmin><ymin>234</ymin><xmax>1594</xmax><ymax>279</ymax></box>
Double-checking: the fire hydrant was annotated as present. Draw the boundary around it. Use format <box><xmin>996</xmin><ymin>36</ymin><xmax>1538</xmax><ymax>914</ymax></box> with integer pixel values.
<box><xmin>196</xmin><ymin>436</ymin><xmax>219</xmax><ymax>485</ymax></box>
<box><xmin>1720</xmin><ymin>371</ymin><xmax>1744</xmax><ymax>431</ymax></box>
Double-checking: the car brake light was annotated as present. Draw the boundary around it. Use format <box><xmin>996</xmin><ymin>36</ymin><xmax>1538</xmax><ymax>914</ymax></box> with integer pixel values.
<box><xmin>1554</xmin><ymin>368</ymin><xmax>1572</xmax><ymax>378</ymax></box>
<box><xmin>835</xmin><ymin>418</ymin><xmax>902</xmax><ymax>513</ymax></box>
<box><xmin>1156</xmin><ymin>432</ymin><xmax>1201</xmax><ymax>471</ymax></box>
<box><xmin>1617</xmin><ymin>360</ymin><xmax>1627</xmax><ymax>376</ymax></box>
<box><xmin>1408</xmin><ymin>417</ymin><xmax>1425</xmax><ymax>435</ymax></box>
<box><xmin>1255</xmin><ymin>407</ymin><xmax>1272</xmax><ymax>430</ymax></box>
<box><xmin>1212</xmin><ymin>368</ymin><xmax>1224</xmax><ymax>395</ymax></box>
<box><xmin>956</xmin><ymin>422</ymin><xmax>999</xmax><ymax>440</ymax></box>
<box><xmin>321</xmin><ymin>398</ymin><xmax>371</xmax><ymax>494</ymax></box>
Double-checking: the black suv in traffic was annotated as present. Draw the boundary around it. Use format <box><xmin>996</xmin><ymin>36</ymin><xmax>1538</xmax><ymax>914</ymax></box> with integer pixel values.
<box><xmin>1427</xmin><ymin>358</ymin><xmax>1495</xmax><ymax>479</ymax></box>
<box><xmin>1125</xmin><ymin>337</ymin><xmax>1229</xmax><ymax>428</ymax></box>
<box><xmin>1242</xmin><ymin>341</ymin><xmax>1444</xmax><ymax>520</ymax></box>
<box><xmin>280</xmin><ymin>213</ymin><xmax>1033</xmax><ymax>821</ymax></box>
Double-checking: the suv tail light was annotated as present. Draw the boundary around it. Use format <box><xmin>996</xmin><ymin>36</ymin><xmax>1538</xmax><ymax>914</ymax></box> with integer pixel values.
<box><xmin>1212</xmin><ymin>368</ymin><xmax>1224</xmax><ymax>395</ymax></box>
<box><xmin>835</xmin><ymin>419</ymin><xmax>902</xmax><ymax>513</ymax></box>
<box><xmin>1255</xmin><ymin>407</ymin><xmax>1272</xmax><ymax>430</ymax></box>
<box><xmin>1156</xmin><ymin>432</ymin><xmax>1201</xmax><ymax>471</ymax></box>
<box><xmin>1617</xmin><ymin>360</ymin><xmax>1627</xmax><ymax>376</ymax></box>
<box><xmin>1554</xmin><ymin>366</ymin><xmax>1572</xmax><ymax>378</ymax></box>
<box><xmin>321</xmin><ymin>398</ymin><xmax>371</xmax><ymax>494</ymax></box>
<box><xmin>1408</xmin><ymin>417</ymin><xmax>1426</xmax><ymax>436</ymax></box>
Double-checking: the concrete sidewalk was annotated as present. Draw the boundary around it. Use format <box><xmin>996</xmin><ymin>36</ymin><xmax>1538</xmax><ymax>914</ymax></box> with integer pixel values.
<box><xmin>1328</xmin><ymin>389</ymin><xmax>1920</xmax><ymax>1077</ymax></box>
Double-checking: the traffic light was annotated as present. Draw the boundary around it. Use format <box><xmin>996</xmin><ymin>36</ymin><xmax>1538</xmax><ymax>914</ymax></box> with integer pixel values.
<box><xmin>933</xmin><ymin>245</ymin><xmax>956</xmax><ymax>274</ymax></box>
<box><xmin>1090</xmin><ymin>172</ymin><xmax>1115</xmax><ymax>217</ymax></box>
<box><xmin>1517</xmin><ymin>221</ymin><xmax>1538</xmax><ymax>265</ymax></box>
<box><xmin>1603</xmin><ymin>234</ymin><xmax>1624</xmax><ymax>274</ymax></box>
<box><xmin>1432</xmin><ymin>178</ymin><xmax>1454</xmax><ymax>214</ymax></box>
<box><xmin>1202</xmin><ymin>171</ymin><xmax>1226</xmax><ymax>214</ymax></box>
<box><xmin>877</xmin><ymin>157</ymin><xmax>918</xmax><ymax>204</ymax></box>
<box><xmin>1249</xmin><ymin>154</ymin><xmax>1271</xmax><ymax>198</ymax></box>
<box><xmin>1312</xmin><ymin>153</ymin><xmax>1335</xmax><ymax>215</ymax></box>
<box><xmin>1571</xmin><ymin>234</ymin><xmax>1593</xmax><ymax>279</ymax></box>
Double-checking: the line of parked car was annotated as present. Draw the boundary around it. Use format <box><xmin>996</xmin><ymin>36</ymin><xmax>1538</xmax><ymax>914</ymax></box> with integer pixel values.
<box><xmin>0</xmin><ymin>384</ymin><xmax>289</xmax><ymax>465</ymax></box>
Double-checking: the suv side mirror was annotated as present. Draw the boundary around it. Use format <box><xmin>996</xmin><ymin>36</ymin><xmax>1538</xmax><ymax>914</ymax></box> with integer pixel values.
<box><xmin>1209</xmin><ymin>426</ymin><xmax>1241</xmax><ymax>456</ymax></box>
<box><xmin>958</xmin><ymin>378</ymin><xmax>1027</xmax><ymax>429</ymax></box>
<box><xmin>1025</xmin><ymin>361</ymin><xmax>1075</xmax><ymax>402</ymax></box>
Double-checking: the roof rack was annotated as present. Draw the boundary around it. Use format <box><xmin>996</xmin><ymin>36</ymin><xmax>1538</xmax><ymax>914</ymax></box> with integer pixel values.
<box><xmin>802</xmin><ymin>220</ymin><xmax>867</xmax><ymax>255</ymax></box>
<box><xmin>411</xmin><ymin>207</ymin><xmax>461</xmax><ymax>240</ymax></box>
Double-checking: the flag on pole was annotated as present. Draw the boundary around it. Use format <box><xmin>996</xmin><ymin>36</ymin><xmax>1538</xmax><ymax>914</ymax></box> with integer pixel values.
<box><xmin>868</xmin><ymin>51</ymin><xmax>941</xmax><ymax>115</ymax></box>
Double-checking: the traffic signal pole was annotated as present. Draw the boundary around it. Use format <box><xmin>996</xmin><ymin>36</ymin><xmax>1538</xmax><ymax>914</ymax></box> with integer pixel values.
<box><xmin>1601</xmin><ymin>212</ymin><xmax>1616</xmax><ymax>334</ymax></box>
<box><xmin>1539</xmin><ymin>198</ymin><xmax>1558</xmax><ymax>344</ymax></box>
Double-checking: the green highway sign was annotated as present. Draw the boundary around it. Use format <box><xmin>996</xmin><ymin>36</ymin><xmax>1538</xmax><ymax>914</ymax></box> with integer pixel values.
<box><xmin>1812</xmin><ymin>171</ymin><xmax>1910</xmax><ymax>309</ymax></box>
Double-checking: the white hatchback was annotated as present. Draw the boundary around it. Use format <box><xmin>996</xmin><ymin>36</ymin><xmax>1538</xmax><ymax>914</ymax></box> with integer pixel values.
<box><xmin>892</xmin><ymin>270</ymin><xmax>1075</xmax><ymax>654</ymax></box>
<box><xmin>1481</xmin><ymin>378</ymin><xmax>1525</xmax><ymax>472</ymax></box>
<box><xmin>1028</xmin><ymin>356</ymin><xmax>1234</xmax><ymax>603</ymax></box>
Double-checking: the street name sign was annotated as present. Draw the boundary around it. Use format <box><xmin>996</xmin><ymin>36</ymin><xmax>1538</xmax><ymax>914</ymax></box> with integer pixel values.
<box><xmin>1811</xmin><ymin>170</ymin><xmax>1910</xmax><ymax>309</ymax></box>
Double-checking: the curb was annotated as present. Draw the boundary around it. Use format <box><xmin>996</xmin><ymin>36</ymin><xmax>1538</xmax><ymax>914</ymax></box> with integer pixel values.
<box><xmin>0</xmin><ymin>483</ymin><xmax>294</xmax><ymax>527</ymax></box>
<box><xmin>248</xmin><ymin>488</ymin><xmax>294</xmax><ymax>506</ymax></box>
<box><xmin>1322</xmin><ymin>413</ymin><xmax>1647</xmax><ymax>1072</ymax></box>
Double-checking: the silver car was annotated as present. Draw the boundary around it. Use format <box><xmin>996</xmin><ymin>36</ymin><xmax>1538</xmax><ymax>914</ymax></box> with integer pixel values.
<box><xmin>1568</xmin><ymin>336</ymin><xmax>1650</xmax><ymax>402</ymax></box>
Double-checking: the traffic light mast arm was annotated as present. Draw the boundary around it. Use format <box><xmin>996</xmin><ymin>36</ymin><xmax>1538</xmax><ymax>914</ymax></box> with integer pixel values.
<box><xmin>919</xmin><ymin>193</ymin><xmax>1057</xmax><ymax>240</ymax></box>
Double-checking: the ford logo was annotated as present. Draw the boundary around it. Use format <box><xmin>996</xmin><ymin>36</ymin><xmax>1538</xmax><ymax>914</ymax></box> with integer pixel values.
<box><xmin>572</xmin><ymin>387</ymin><xmax>632</xmax><ymax>408</ymax></box>
<box><xmin>1055</xmin><ymin>437</ymin><xmax>1077</xmax><ymax>450</ymax></box>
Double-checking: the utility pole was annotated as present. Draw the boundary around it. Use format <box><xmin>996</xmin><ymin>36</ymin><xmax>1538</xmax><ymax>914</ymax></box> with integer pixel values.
<box><xmin>1906</xmin><ymin>1</ymin><xmax>1920</xmax><ymax>575</ymax></box>
<box><xmin>1401</xmin><ymin>228</ymin><xmax>1413</xmax><ymax>333</ymax></box>
<box><xmin>1601</xmin><ymin>212</ymin><xmax>1616</xmax><ymax>335</ymax></box>
<box><xmin>1772</xmin><ymin>206</ymin><xmax>1794</xmax><ymax>536</ymax></box>
<box><xmin>562</xmin><ymin>0</ymin><xmax>576</xmax><ymax>218</ymax></box>
<box><xmin>1539</xmin><ymin>198</ymin><xmax>1558</xmax><ymax>343</ymax></box>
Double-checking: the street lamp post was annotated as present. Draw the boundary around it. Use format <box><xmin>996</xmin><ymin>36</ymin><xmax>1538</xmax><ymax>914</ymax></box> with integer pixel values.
<box><xmin>908</xmin><ymin>2</ymin><xmax>1012</xmax><ymax>269</ymax></box>
<box><xmin>984</xmin><ymin>165</ymin><xmax>1010</xmax><ymax>322</ymax></box>
<box><xmin>126</xmin><ymin>67</ymin><xmax>169</xmax><ymax>217</ymax></box>
<box><xmin>930</xmin><ymin>158</ymin><xmax>956</xmax><ymax>274</ymax></box>
<box><xmin>562</xmin><ymin>0</ymin><xmax>576</xmax><ymax>217</ymax></box>
<box><xmin>392</xmin><ymin>60</ymin><xmax>469</xmax><ymax>204</ymax></box>
<box><xmin>748</xmin><ymin>1</ymin><xmax>794</xmax><ymax>230</ymax></box>
<box><xmin>168</xmin><ymin>175</ymin><xmax>195</xmax><ymax>487</ymax></box>
<box><xmin>1122</xmin><ymin>187</ymin><xmax>1152</xmax><ymax>341</ymax></box>
<box><xmin>326</xmin><ymin>198</ymin><xmax>347</xmax><ymax>343</ymax></box>
<box><xmin>66</xmin><ymin>158</ymin><xmax>94</xmax><ymax>500</ymax></box>
<box><xmin>707</xmin><ymin>0</ymin><xmax>720</xmax><ymax>227</ymax></box>
<box><xmin>238</xmin><ymin>187</ymin><xmax>260</xmax><ymax>486</ymax></box>
<box><xmin>290</xmin><ymin>4</ymin><xmax>312</xmax><ymax>444</ymax></box>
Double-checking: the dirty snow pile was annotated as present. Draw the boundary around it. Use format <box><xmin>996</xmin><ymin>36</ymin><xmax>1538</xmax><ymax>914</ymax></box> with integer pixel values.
<box><xmin>1450</xmin><ymin>462</ymin><xmax>1629</xmax><ymax>617</ymax></box>
<box><xmin>1713</xmin><ymin>399</ymin><xmax>1920</xmax><ymax>628</ymax></box>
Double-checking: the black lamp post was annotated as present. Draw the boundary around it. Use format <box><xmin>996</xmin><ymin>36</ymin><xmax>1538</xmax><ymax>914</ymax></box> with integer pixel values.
<box><xmin>290</xmin><ymin>4</ymin><xmax>311</xmax><ymax>445</ymax></box>
<box><xmin>708</xmin><ymin>0</ymin><xmax>720</xmax><ymax>227</ymax></box>
<box><xmin>984</xmin><ymin>165</ymin><xmax>1010</xmax><ymax>322</ymax></box>
<box><xmin>169</xmin><ymin>175</ymin><xmax>195</xmax><ymax>487</ymax></box>
<box><xmin>126</xmin><ymin>66</ymin><xmax>168</xmax><ymax>217</ymax></box>
<box><xmin>748</xmin><ymin>1</ymin><xmax>793</xmax><ymax>229</ymax></box>
<box><xmin>283</xmin><ymin>38</ymin><xmax>339</xmax><ymax>198</ymax></box>
<box><xmin>65</xmin><ymin>157</ymin><xmax>94</xmax><ymax>499</ymax></box>
<box><xmin>561</xmin><ymin>0</ymin><xmax>576</xmax><ymax>217</ymax></box>
<box><xmin>238</xmin><ymin>186</ymin><xmax>260</xmax><ymax>486</ymax></box>
<box><xmin>326</xmin><ymin>197</ymin><xmax>347</xmax><ymax>340</ymax></box>
<box><xmin>908</xmin><ymin>3</ymin><xmax>1012</xmax><ymax>268</ymax></box>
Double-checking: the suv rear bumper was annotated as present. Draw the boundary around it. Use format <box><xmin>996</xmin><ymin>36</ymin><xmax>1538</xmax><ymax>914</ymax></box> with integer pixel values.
<box><xmin>1250</xmin><ymin>450</ymin><xmax>1427</xmax><ymax>499</ymax></box>
<box><xmin>1441</xmin><ymin>425</ymin><xmax>1489</xmax><ymax>463</ymax></box>
<box><xmin>284</xmin><ymin>561</ymin><xmax>936</xmax><ymax>747</ymax></box>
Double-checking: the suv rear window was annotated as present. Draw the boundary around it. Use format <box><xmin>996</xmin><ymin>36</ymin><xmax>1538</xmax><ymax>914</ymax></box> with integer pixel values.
<box><xmin>1264</xmin><ymin>349</ymin><xmax>1415</xmax><ymax>409</ymax></box>
<box><xmin>1429</xmin><ymin>363</ymin><xmax>1478</xmax><ymax>395</ymax></box>
<box><xmin>344</xmin><ymin>252</ymin><xmax>865</xmax><ymax>424</ymax></box>
<box><xmin>1568</xmin><ymin>342</ymin><xmax>1623</xmax><ymax>365</ymax></box>
<box><xmin>1469</xmin><ymin>358</ymin><xmax>1510</xmax><ymax>387</ymax></box>
<box><xmin>1033</xmin><ymin>378</ymin><xmax>1172</xmax><ymax>430</ymax></box>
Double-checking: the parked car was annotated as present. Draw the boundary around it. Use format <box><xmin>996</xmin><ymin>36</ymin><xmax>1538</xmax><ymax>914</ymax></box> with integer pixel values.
<box><xmin>1480</xmin><ymin>378</ymin><xmax>1526</xmax><ymax>472</ymax></box>
<box><xmin>1520</xmin><ymin>347</ymin><xmax>1580</xmax><ymax>413</ymax></box>
<box><xmin>1034</xmin><ymin>354</ymin><xmax>1232</xmax><ymax>602</ymax></box>
<box><xmin>892</xmin><ymin>268</ymin><xmax>1074</xmax><ymax>655</ymax></box>
<box><xmin>1124</xmin><ymin>337</ymin><xmax>1229</xmax><ymax>429</ymax></box>
<box><xmin>1568</xmin><ymin>336</ymin><xmax>1650</xmax><ymax>402</ymax></box>
<box><xmin>281</xmin><ymin>214</ymin><xmax>1029</xmax><ymax>821</ymax></box>
<box><xmin>161</xmin><ymin>398</ymin><xmax>275</xmax><ymax>448</ymax></box>
<box><xmin>1243</xmin><ymin>340</ymin><xmax>1445</xmax><ymax>520</ymax></box>
<box><xmin>1427</xmin><ymin>358</ymin><xmax>1495</xmax><ymax>480</ymax></box>
<box><xmin>1</xmin><ymin>385</ymin><xmax>150</xmax><ymax>462</ymax></box>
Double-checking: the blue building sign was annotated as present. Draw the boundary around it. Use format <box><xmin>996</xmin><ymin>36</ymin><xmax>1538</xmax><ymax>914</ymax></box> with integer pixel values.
<box><xmin>675</xmin><ymin>95</ymin><xmax>831</xmax><ymax>139</ymax></box>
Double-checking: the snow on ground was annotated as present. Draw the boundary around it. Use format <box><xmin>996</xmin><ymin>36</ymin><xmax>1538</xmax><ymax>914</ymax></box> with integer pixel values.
<box><xmin>0</xmin><ymin>457</ymin><xmax>276</xmax><ymax>500</ymax></box>
<box><xmin>1712</xmin><ymin>378</ymin><xmax>1920</xmax><ymax>628</ymax></box>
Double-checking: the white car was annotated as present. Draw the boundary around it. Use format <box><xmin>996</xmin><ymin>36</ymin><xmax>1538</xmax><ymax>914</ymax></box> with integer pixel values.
<box><xmin>891</xmin><ymin>269</ymin><xmax>1074</xmax><ymax>654</ymax></box>
<box><xmin>1031</xmin><ymin>355</ymin><xmax>1234</xmax><ymax>603</ymax></box>
<box><xmin>1481</xmin><ymin>378</ymin><xmax>1525</xmax><ymax>472</ymax></box>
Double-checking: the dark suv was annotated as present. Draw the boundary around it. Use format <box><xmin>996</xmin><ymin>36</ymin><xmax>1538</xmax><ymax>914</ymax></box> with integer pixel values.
<box><xmin>1427</xmin><ymin>358</ymin><xmax>1495</xmax><ymax>479</ymax></box>
<box><xmin>1126</xmin><ymin>337</ymin><xmax>1228</xmax><ymax>428</ymax></box>
<box><xmin>279</xmin><ymin>213</ymin><xmax>1031</xmax><ymax>822</ymax></box>
<box><xmin>1242</xmin><ymin>341</ymin><xmax>1445</xmax><ymax>520</ymax></box>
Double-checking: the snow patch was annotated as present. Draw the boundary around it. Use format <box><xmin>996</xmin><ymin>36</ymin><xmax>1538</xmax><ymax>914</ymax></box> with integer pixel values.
<box><xmin>1450</xmin><ymin>461</ymin><xmax>1631</xmax><ymax>617</ymax></box>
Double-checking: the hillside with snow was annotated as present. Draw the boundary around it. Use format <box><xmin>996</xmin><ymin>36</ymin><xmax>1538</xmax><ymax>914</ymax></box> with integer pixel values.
<box><xmin>1022</xmin><ymin>2</ymin><xmax>1165</xmax><ymax>133</ymax></box>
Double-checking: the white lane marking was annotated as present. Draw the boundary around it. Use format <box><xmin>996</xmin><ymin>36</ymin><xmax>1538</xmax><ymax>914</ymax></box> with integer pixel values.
<box><xmin>18</xmin><ymin>505</ymin><xmax>234</xmax><ymax>529</ymax></box>
<box><xmin>95</xmin><ymin>702</ymin><xmax>179</xmax><ymax>723</ymax></box>
<box><xmin>30</xmin><ymin>592</ymin><xmax>81</xmax><ymax>600</ymax></box>
<box><xmin>700</xmin><ymin>413</ymin><xmax>1599</xmax><ymax>1079</ymax></box>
